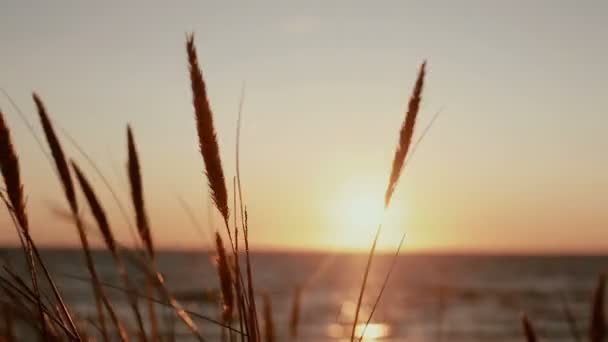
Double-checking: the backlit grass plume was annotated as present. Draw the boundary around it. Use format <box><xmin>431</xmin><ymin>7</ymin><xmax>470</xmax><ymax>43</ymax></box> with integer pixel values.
<box><xmin>186</xmin><ymin>34</ymin><xmax>229</xmax><ymax>223</ymax></box>
<box><xmin>34</xmin><ymin>94</ymin><xmax>128</xmax><ymax>341</ymax></box>
<box><xmin>215</xmin><ymin>232</ymin><xmax>234</xmax><ymax>324</ymax></box>
<box><xmin>0</xmin><ymin>108</ymin><xmax>48</xmax><ymax>338</ymax></box>
<box><xmin>521</xmin><ymin>313</ymin><xmax>538</xmax><ymax>342</ymax></box>
<box><xmin>127</xmin><ymin>125</ymin><xmax>154</xmax><ymax>259</ymax></box>
<box><xmin>590</xmin><ymin>274</ymin><xmax>606</xmax><ymax>342</ymax></box>
<box><xmin>0</xmin><ymin>107</ymin><xmax>84</xmax><ymax>340</ymax></box>
<box><xmin>384</xmin><ymin>61</ymin><xmax>426</xmax><ymax>208</ymax></box>
<box><xmin>351</xmin><ymin>62</ymin><xmax>426</xmax><ymax>341</ymax></box>
<box><xmin>0</xmin><ymin>109</ymin><xmax>28</xmax><ymax>230</ymax></box>
<box><xmin>33</xmin><ymin>94</ymin><xmax>77</xmax><ymax>213</ymax></box>
<box><xmin>127</xmin><ymin>125</ymin><xmax>160</xmax><ymax>341</ymax></box>
<box><xmin>71</xmin><ymin>162</ymin><xmax>117</xmax><ymax>253</ymax></box>
<box><xmin>71</xmin><ymin>161</ymin><xmax>148</xmax><ymax>339</ymax></box>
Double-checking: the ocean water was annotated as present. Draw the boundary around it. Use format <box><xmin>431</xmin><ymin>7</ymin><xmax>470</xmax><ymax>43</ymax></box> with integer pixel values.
<box><xmin>1</xmin><ymin>249</ymin><xmax>606</xmax><ymax>341</ymax></box>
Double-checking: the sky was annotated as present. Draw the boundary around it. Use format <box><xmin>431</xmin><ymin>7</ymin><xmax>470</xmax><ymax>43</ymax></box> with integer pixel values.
<box><xmin>0</xmin><ymin>1</ymin><xmax>607</xmax><ymax>253</ymax></box>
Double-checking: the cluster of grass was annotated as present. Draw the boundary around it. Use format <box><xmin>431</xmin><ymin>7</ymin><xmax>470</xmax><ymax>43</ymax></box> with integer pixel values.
<box><xmin>0</xmin><ymin>34</ymin><xmax>604</xmax><ymax>342</ymax></box>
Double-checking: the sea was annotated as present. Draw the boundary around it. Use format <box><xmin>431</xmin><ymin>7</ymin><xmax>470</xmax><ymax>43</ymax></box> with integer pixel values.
<box><xmin>1</xmin><ymin>248</ymin><xmax>606</xmax><ymax>341</ymax></box>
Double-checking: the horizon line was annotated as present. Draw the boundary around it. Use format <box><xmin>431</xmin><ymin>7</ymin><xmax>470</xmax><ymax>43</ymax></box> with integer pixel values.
<box><xmin>1</xmin><ymin>244</ymin><xmax>607</xmax><ymax>257</ymax></box>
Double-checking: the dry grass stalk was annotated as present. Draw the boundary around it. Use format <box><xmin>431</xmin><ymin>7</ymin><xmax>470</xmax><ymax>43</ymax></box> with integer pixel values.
<box><xmin>357</xmin><ymin>234</ymin><xmax>406</xmax><ymax>342</ymax></box>
<box><xmin>231</xmin><ymin>178</ymin><xmax>244</xmax><ymax>337</ymax></box>
<box><xmin>43</xmin><ymin>313</ymin><xmax>61</xmax><ymax>340</ymax></box>
<box><xmin>145</xmin><ymin>279</ymin><xmax>160</xmax><ymax>342</ymax></box>
<box><xmin>217</xmin><ymin>231</ymin><xmax>234</xmax><ymax>342</ymax></box>
<box><xmin>0</xmin><ymin>110</ymin><xmax>28</xmax><ymax>231</ymax></box>
<box><xmin>104</xmin><ymin>233</ymin><xmax>207</xmax><ymax>340</ymax></box>
<box><xmin>243</xmin><ymin>208</ymin><xmax>259</xmax><ymax>340</ymax></box>
<box><xmin>186</xmin><ymin>34</ymin><xmax>229</xmax><ymax>224</ymax></box>
<box><xmin>384</xmin><ymin>61</ymin><xmax>426</xmax><ymax>208</ymax></box>
<box><xmin>59</xmin><ymin>126</ymin><xmax>142</xmax><ymax>249</ymax></box>
<box><xmin>99</xmin><ymin>239</ymin><xmax>207</xmax><ymax>342</ymax></box>
<box><xmin>126</xmin><ymin>126</ymin><xmax>154</xmax><ymax>259</ymax></box>
<box><xmin>187</xmin><ymin>33</ymin><xmax>256</xmax><ymax>339</ymax></box>
<box><xmin>71</xmin><ymin>162</ymin><xmax>147</xmax><ymax>341</ymax></box>
<box><xmin>0</xmin><ymin>270</ymin><xmax>75</xmax><ymax>339</ymax></box>
<box><xmin>32</xmin><ymin>94</ymin><xmax>77</xmax><ymax>213</ymax></box>
<box><xmin>590</xmin><ymin>274</ymin><xmax>606</xmax><ymax>342</ymax></box>
<box><xmin>229</xmin><ymin>251</ymin><xmax>249</xmax><ymax>342</ymax></box>
<box><xmin>33</xmin><ymin>93</ymin><xmax>129</xmax><ymax>342</ymax></box>
<box><xmin>235</xmin><ymin>96</ymin><xmax>260</xmax><ymax>339</ymax></box>
<box><xmin>0</xmin><ymin>108</ymin><xmax>49</xmax><ymax>339</ymax></box>
<box><xmin>59</xmin><ymin>271</ymin><xmax>242</xmax><ymax>335</ymax></box>
<box><xmin>350</xmin><ymin>62</ymin><xmax>426</xmax><ymax>342</ymax></box>
<box><xmin>215</xmin><ymin>233</ymin><xmax>234</xmax><ymax>324</ymax></box>
<box><xmin>71</xmin><ymin>163</ymin><xmax>116</xmax><ymax>251</ymax></box>
<box><xmin>521</xmin><ymin>313</ymin><xmax>538</xmax><ymax>342</ymax></box>
<box><xmin>2</xmin><ymin>303</ymin><xmax>16</xmax><ymax>342</ymax></box>
<box><xmin>149</xmin><ymin>270</ymin><xmax>205</xmax><ymax>341</ymax></box>
<box><xmin>289</xmin><ymin>286</ymin><xmax>302</xmax><ymax>339</ymax></box>
<box><xmin>127</xmin><ymin>126</ymin><xmax>160</xmax><ymax>341</ymax></box>
<box><xmin>262</xmin><ymin>293</ymin><xmax>274</xmax><ymax>342</ymax></box>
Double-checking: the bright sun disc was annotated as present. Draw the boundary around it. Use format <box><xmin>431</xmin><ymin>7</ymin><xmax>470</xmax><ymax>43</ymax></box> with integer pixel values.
<box><xmin>342</xmin><ymin>194</ymin><xmax>384</xmax><ymax>230</ymax></box>
<box><xmin>328</xmin><ymin>180</ymin><xmax>408</xmax><ymax>250</ymax></box>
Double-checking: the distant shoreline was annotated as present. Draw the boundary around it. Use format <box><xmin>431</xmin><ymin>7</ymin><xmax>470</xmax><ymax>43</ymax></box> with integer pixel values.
<box><xmin>1</xmin><ymin>245</ymin><xmax>606</xmax><ymax>257</ymax></box>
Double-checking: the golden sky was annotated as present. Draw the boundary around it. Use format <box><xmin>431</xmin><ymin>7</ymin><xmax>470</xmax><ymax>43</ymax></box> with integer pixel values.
<box><xmin>1</xmin><ymin>1</ymin><xmax>607</xmax><ymax>253</ymax></box>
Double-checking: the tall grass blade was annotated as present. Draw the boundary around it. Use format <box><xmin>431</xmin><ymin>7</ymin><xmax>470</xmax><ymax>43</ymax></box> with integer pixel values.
<box><xmin>234</xmin><ymin>83</ymin><xmax>260</xmax><ymax>340</ymax></box>
<box><xmin>57</xmin><ymin>271</ymin><xmax>245</xmax><ymax>334</ymax></box>
<box><xmin>2</xmin><ymin>303</ymin><xmax>16</xmax><ymax>342</ymax></box>
<box><xmin>215</xmin><ymin>232</ymin><xmax>234</xmax><ymax>324</ymax></box>
<box><xmin>34</xmin><ymin>93</ymin><xmax>129</xmax><ymax>341</ymax></box>
<box><xmin>351</xmin><ymin>62</ymin><xmax>426</xmax><ymax>342</ymax></box>
<box><xmin>262</xmin><ymin>293</ymin><xmax>274</xmax><ymax>342</ymax></box>
<box><xmin>127</xmin><ymin>125</ymin><xmax>160</xmax><ymax>341</ymax></box>
<box><xmin>521</xmin><ymin>313</ymin><xmax>538</xmax><ymax>342</ymax></box>
<box><xmin>384</xmin><ymin>61</ymin><xmax>426</xmax><ymax>208</ymax></box>
<box><xmin>0</xmin><ymin>108</ymin><xmax>50</xmax><ymax>339</ymax></box>
<box><xmin>590</xmin><ymin>274</ymin><xmax>606</xmax><ymax>342</ymax></box>
<box><xmin>72</xmin><ymin>161</ymin><xmax>147</xmax><ymax>341</ymax></box>
<box><xmin>289</xmin><ymin>285</ymin><xmax>302</xmax><ymax>339</ymax></box>
<box><xmin>358</xmin><ymin>233</ymin><xmax>406</xmax><ymax>341</ymax></box>
<box><xmin>126</xmin><ymin>126</ymin><xmax>154</xmax><ymax>259</ymax></box>
<box><xmin>186</xmin><ymin>34</ymin><xmax>229</xmax><ymax>224</ymax></box>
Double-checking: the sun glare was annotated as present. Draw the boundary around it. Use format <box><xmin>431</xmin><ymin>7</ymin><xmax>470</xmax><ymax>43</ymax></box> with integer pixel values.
<box><xmin>327</xmin><ymin>179</ymin><xmax>411</xmax><ymax>251</ymax></box>
<box><xmin>343</xmin><ymin>194</ymin><xmax>384</xmax><ymax>229</ymax></box>
<box><xmin>328</xmin><ymin>184</ymin><xmax>388</xmax><ymax>249</ymax></box>
<box><xmin>326</xmin><ymin>323</ymin><xmax>390</xmax><ymax>340</ymax></box>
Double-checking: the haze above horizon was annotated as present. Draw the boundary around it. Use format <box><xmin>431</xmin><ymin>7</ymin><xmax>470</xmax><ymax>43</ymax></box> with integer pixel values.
<box><xmin>1</xmin><ymin>1</ymin><xmax>607</xmax><ymax>253</ymax></box>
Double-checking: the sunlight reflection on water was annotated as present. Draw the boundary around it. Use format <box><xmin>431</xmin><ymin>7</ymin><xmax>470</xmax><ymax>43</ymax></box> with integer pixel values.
<box><xmin>326</xmin><ymin>323</ymin><xmax>390</xmax><ymax>341</ymax></box>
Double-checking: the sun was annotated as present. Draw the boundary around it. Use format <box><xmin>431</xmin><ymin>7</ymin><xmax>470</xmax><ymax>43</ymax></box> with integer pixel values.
<box><xmin>329</xmin><ymin>187</ymin><xmax>386</xmax><ymax>250</ymax></box>
<box><xmin>343</xmin><ymin>194</ymin><xmax>384</xmax><ymax>230</ymax></box>
<box><xmin>326</xmin><ymin>179</ymin><xmax>409</xmax><ymax>250</ymax></box>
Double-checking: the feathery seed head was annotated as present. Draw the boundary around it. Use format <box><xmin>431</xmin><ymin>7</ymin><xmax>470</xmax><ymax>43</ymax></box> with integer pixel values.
<box><xmin>186</xmin><ymin>34</ymin><xmax>229</xmax><ymax>222</ymax></box>
<box><xmin>33</xmin><ymin>93</ymin><xmax>78</xmax><ymax>213</ymax></box>
<box><xmin>0</xmin><ymin>109</ymin><xmax>28</xmax><ymax>230</ymax></box>
<box><xmin>72</xmin><ymin>162</ymin><xmax>117</xmax><ymax>254</ymax></box>
<box><xmin>127</xmin><ymin>126</ymin><xmax>154</xmax><ymax>259</ymax></box>
<box><xmin>384</xmin><ymin>62</ymin><xmax>426</xmax><ymax>208</ymax></box>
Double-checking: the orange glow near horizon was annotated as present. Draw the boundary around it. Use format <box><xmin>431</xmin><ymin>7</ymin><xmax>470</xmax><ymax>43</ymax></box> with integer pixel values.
<box><xmin>1</xmin><ymin>2</ymin><xmax>607</xmax><ymax>254</ymax></box>
<box><xmin>315</xmin><ymin>177</ymin><xmax>413</xmax><ymax>252</ymax></box>
<box><xmin>332</xmin><ymin>180</ymin><xmax>386</xmax><ymax>249</ymax></box>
